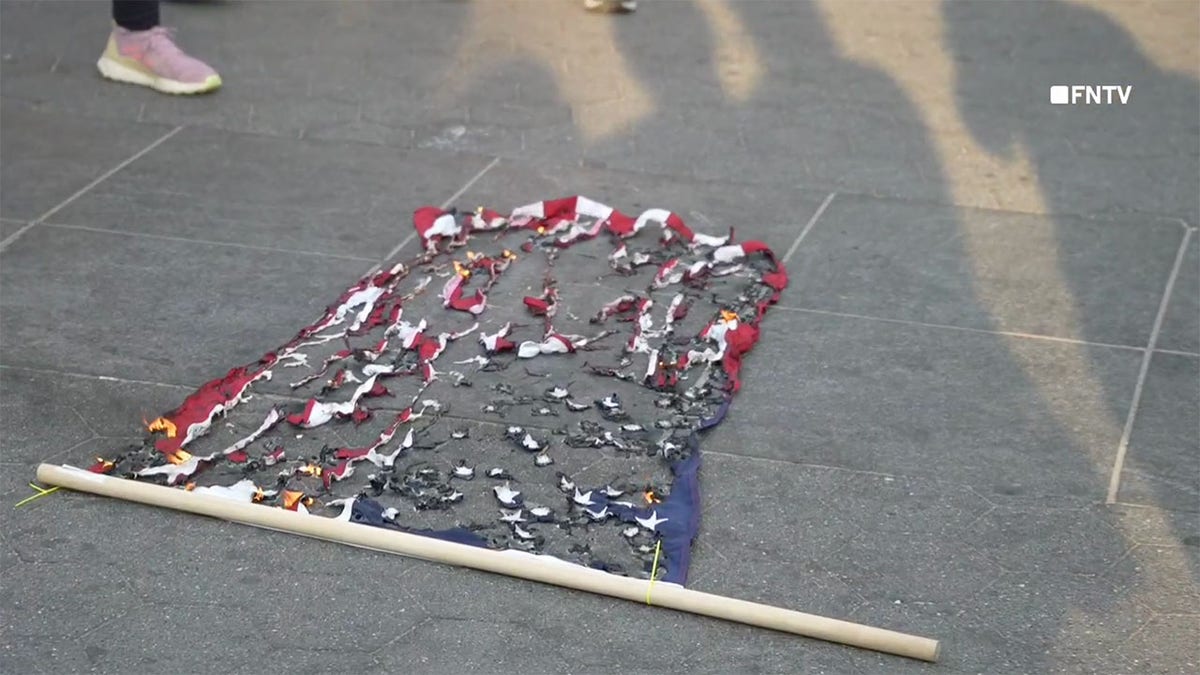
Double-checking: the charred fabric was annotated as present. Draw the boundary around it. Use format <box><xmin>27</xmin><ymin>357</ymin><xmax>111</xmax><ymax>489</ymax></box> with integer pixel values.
<box><xmin>86</xmin><ymin>196</ymin><xmax>787</xmax><ymax>585</ymax></box>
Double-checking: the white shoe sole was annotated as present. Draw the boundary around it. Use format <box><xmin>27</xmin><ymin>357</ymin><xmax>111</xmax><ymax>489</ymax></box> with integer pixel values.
<box><xmin>97</xmin><ymin>55</ymin><xmax>221</xmax><ymax>95</ymax></box>
<box><xmin>584</xmin><ymin>0</ymin><xmax>636</xmax><ymax>13</ymax></box>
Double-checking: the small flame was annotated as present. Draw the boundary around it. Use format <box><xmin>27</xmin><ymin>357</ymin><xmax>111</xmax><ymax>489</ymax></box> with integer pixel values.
<box><xmin>299</xmin><ymin>464</ymin><xmax>323</xmax><ymax>477</ymax></box>
<box><xmin>168</xmin><ymin>449</ymin><xmax>193</xmax><ymax>465</ymax></box>
<box><xmin>466</xmin><ymin>251</ymin><xmax>479</xmax><ymax>262</ymax></box>
<box><xmin>719</xmin><ymin>309</ymin><xmax>739</xmax><ymax>323</ymax></box>
<box><xmin>644</xmin><ymin>490</ymin><xmax>661</xmax><ymax>504</ymax></box>
<box><xmin>453</xmin><ymin>261</ymin><xmax>471</xmax><ymax>278</ymax></box>
<box><xmin>146</xmin><ymin>417</ymin><xmax>177</xmax><ymax>438</ymax></box>
<box><xmin>253</xmin><ymin>487</ymin><xmax>266</xmax><ymax>502</ymax></box>
<box><xmin>503</xmin><ymin>250</ymin><xmax>516</xmax><ymax>260</ymax></box>
<box><xmin>536</xmin><ymin>226</ymin><xmax>546</xmax><ymax>235</ymax></box>
<box><xmin>283</xmin><ymin>490</ymin><xmax>305</xmax><ymax>510</ymax></box>
<box><xmin>184</xmin><ymin>482</ymin><xmax>196</xmax><ymax>492</ymax></box>
<box><xmin>95</xmin><ymin>457</ymin><xmax>114</xmax><ymax>470</ymax></box>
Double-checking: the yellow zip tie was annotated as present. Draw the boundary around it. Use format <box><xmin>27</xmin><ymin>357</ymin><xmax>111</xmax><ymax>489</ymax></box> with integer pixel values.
<box><xmin>645</xmin><ymin>539</ymin><xmax>663</xmax><ymax>605</ymax></box>
<box><xmin>14</xmin><ymin>483</ymin><xmax>60</xmax><ymax>508</ymax></box>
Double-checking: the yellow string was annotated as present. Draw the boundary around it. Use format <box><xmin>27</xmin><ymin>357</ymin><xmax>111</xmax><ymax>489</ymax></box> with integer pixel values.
<box><xmin>645</xmin><ymin>539</ymin><xmax>663</xmax><ymax>605</ymax></box>
<box><xmin>14</xmin><ymin>483</ymin><xmax>59</xmax><ymax>508</ymax></box>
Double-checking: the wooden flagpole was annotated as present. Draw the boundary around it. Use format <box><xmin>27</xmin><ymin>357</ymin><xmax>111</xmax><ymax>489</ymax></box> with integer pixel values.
<box><xmin>37</xmin><ymin>463</ymin><xmax>940</xmax><ymax>662</ymax></box>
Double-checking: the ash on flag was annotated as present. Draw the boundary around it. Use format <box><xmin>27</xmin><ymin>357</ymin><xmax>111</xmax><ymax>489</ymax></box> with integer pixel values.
<box><xmin>87</xmin><ymin>196</ymin><xmax>786</xmax><ymax>585</ymax></box>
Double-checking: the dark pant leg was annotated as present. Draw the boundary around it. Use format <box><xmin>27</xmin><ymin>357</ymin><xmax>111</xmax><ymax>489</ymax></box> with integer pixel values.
<box><xmin>112</xmin><ymin>0</ymin><xmax>160</xmax><ymax>31</ymax></box>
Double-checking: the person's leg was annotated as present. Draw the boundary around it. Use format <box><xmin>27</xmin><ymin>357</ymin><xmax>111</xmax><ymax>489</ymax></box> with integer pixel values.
<box><xmin>112</xmin><ymin>0</ymin><xmax>160</xmax><ymax>31</ymax></box>
<box><xmin>98</xmin><ymin>0</ymin><xmax>222</xmax><ymax>95</ymax></box>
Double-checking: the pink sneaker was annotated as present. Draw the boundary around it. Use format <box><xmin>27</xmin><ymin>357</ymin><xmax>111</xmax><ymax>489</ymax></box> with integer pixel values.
<box><xmin>97</xmin><ymin>26</ymin><xmax>221</xmax><ymax>95</ymax></box>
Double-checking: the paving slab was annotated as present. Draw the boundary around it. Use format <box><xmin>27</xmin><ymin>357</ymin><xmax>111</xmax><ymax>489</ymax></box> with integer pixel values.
<box><xmin>46</xmin><ymin>125</ymin><xmax>495</xmax><ymax>260</ymax></box>
<box><xmin>814</xmin><ymin>471</ymin><xmax>994</xmax><ymax>539</ymax></box>
<box><xmin>0</xmin><ymin>225</ymin><xmax>370</xmax><ymax>385</ymax></box>
<box><xmin>712</xmin><ymin>308</ymin><xmax>1141</xmax><ymax>500</ymax></box>
<box><xmin>784</xmin><ymin>193</ymin><xmax>1186</xmax><ymax>347</ymax></box>
<box><xmin>962</xmin><ymin>571</ymin><xmax>1151</xmax><ymax>674</ymax></box>
<box><xmin>962</xmin><ymin>504</ymin><xmax>1130</xmax><ymax>576</ymax></box>
<box><xmin>845</xmin><ymin>579</ymin><xmax>1143</xmax><ymax>674</ymax></box>
<box><xmin>1117</xmin><ymin>353</ymin><xmax>1200</xmax><ymax>512</ymax></box>
<box><xmin>0</xmin><ymin>100</ymin><xmax>174</xmax><ymax>222</ymax></box>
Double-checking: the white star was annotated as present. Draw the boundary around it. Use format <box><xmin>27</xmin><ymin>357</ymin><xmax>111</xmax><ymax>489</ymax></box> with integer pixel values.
<box><xmin>493</xmin><ymin>483</ymin><xmax>521</xmax><ymax>507</ymax></box>
<box><xmin>573</xmin><ymin>488</ymin><xmax>595</xmax><ymax>506</ymax></box>
<box><xmin>636</xmin><ymin>510</ymin><xmax>669</xmax><ymax>531</ymax></box>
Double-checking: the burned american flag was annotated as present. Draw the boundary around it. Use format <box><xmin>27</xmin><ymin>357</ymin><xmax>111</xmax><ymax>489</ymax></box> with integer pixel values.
<box><xmin>86</xmin><ymin>195</ymin><xmax>786</xmax><ymax>586</ymax></box>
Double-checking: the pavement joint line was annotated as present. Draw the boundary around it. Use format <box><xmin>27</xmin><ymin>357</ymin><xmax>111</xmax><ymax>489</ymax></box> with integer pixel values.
<box><xmin>0</xmin><ymin>125</ymin><xmax>184</xmax><ymax>254</ymax></box>
<box><xmin>368</xmin><ymin>615</ymin><xmax>432</xmax><ymax>657</ymax></box>
<box><xmin>38</xmin><ymin>221</ymin><xmax>379</xmax><ymax>263</ymax></box>
<box><xmin>367</xmin><ymin>156</ymin><xmax>502</xmax><ymax>275</ymax></box>
<box><xmin>0</xmin><ymin>363</ymin><xmax>196</xmax><ymax>390</ymax></box>
<box><xmin>702</xmin><ymin>449</ymin><xmax>907</xmax><ymax>480</ymax></box>
<box><xmin>42</xmin><ymin>435</ymin><xmax>104</xmax><ymax>465</ymax></box>
<box><xmin>1155</xmin><ymin>347</ymin><xmax>1200</xmax><ymax>358</ymax></box>
<box><xmin>958</xmin><ymin>503</ymin><xmax>999</xmax><ymax>534</ymax></box>
<box><xmin>1104</xmin><ymin>500</ymin><xmax>1198</xmax><ymax>516</ymax></box>
<box><xmin>782</xmin><ymin>191</ymin><xmax>836</xmax><ymax>264</ymax></box>
<box><xmin>772</xmin><ymin>305</ymin><xmax>1151</xmax><ymax>353</ymax></box>
<box><xmin>1106</xmin><ymin>227</ymin><xmax>1194</xmax><ymax>504</ymax></box>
